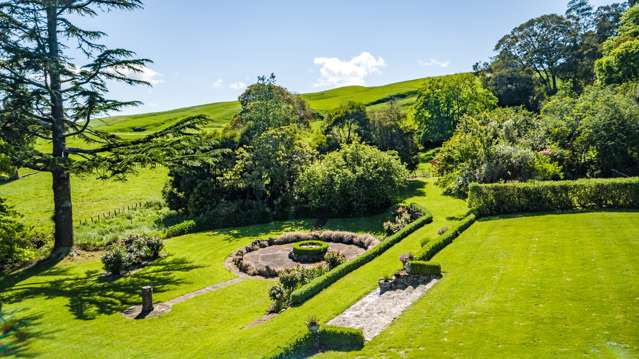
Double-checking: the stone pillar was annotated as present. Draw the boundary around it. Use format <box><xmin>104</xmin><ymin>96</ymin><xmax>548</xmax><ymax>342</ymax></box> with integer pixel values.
<box><xmin>141</xmin><ymin>286</ymin><xmax>154</xmax><ymax>314</ymax></box>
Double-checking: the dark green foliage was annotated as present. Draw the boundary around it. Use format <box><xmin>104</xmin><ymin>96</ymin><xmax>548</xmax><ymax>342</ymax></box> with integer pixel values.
<box><xmin>265</xmin><ymin>325</ymin><xmax>364</xmax><ymax>359</ymax></box>
<box><xmin>0</xmin><ymin>1</ymin><xmax>204</xmax><ymax>253</ymax></box>
<box><xmin>474</xmin><ymin>58</ymin><xmax>540</xmax><ymax>111</ymax></box>
<box><xmin>291</xmin><ymin>241</ymin><xmax>329</xmax><ymax>262</ymax></box>
<box><xmin>596</xmin><ymin>5</ymin><xmax>639</xmax><ymax>84</ymax></box>
<box><xmin>495</xmin><ymin>14</ymin><xmax>573</xmax><ymax>96</ymax></box>
<box><xmin>231</xmin><ymin>74</ymin><xmax>315</xmax><ymax>143</ymax></box>
<box><xmin>321</xmin><ymin>102</ymin><xmax>372</xmax><ymax>151</ymax></box>
<box><xmin>411</xmin><ymin>74</ymin><xmax>497</xmax><ymax>147</ymax></box>
<box><xmin>163</xmin><ymin>220</ymin><xmax>197</xmax><ymax>238</ymax></box>
<box><xmin>295</xmin><ymin>143</ymin><xmax>409</xmax><ymax>217</ymax></box>
<box><xmin>468</xmin><ymin>177</ymin><xmax>639</xmax><ymax>216</ymax></box>
<box><xmin>289</xmin><ymin>205</ymin><xmax>433</xmax><ymax>306</ymax></box>
<box><xmin>383</xmin><ymin>203</ymin><xmax>424</xmax><ymax>235</ymax></box>
<box><xmin>433</xmin><ymin>108</ymin><xmax>563</xmax><ymax>196</ymax></box>
<box><xmin>269</xmin><ymin>266</ymin><xmax>328</xmax><ymax>313</ymax></box>
<box><xmin>415</xmin><ymin>214</ymin><xmax>476</xmax><ymax>261</ymax></box>
<box><xmin>0</xmin><ymin>198</ymin><xmax>46</xmax><ymax>273</ymax></box>
<box><xmin>369</xmin><ymin>102</ymin><xmax>419</xmax><ymax>170</ymax></box>
<box><xmin>101</xmin><ymin>234</ymin><xmax>164</xmax><ymax>275</ymax></box>
<box><xmin>164</xmin><ymin>125</ymin><xmax>315</xmax><ymax>228</ymax></box>
<box><xmin>324</xmin><ymin>251</ymin><xmax>346</xmax><ymax>270</ymax></box>
<box><xmin>407</xmin><ymin>261</ymin><xmax>442</xmax><ymax>276</ymax></box>
<box><xmin>540</xmin><ymin>85</ymin><xmax>639</xmax><ymax>178</ymax></box>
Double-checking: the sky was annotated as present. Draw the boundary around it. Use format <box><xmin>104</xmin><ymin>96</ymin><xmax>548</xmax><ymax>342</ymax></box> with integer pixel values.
<box><xmin>75</xmin><ymin>0</ymin><xmax>620</xmax><ymax>115</ymax></box>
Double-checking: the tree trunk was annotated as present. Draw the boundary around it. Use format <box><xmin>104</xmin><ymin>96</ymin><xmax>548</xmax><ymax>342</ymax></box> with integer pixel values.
<box><xmin>47</xmin><ymin>5</ymin><xmax>74</xmax><ymax>256</ymax></box>
<box><xmin>52</xmin><ymin>168</ymin><xmax>74</xmax><ymax>253</ymax></box>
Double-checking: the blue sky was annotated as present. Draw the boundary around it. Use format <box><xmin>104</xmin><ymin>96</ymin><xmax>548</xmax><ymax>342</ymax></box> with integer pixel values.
<box><xmin>79</xmin><ymin>0</ymin><xmax>619</xmax><ymax>115</ymax></box>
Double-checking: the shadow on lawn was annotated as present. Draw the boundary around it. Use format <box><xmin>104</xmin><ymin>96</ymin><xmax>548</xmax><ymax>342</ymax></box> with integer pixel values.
<box><xmin>0</xmin><ymin>309</ymin><xmax>52</xmax><ymax>358</ymax></box>
<box><xmin>1</xmin><ymin>256</ymin><xmax>202</xmax><ymax>320</ymax></box>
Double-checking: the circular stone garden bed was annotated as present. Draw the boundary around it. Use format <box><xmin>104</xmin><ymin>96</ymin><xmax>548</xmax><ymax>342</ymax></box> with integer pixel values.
<box><xmin>230</xmin><ymin>231</ymin><xmax>379</xmax><ymax>277</ymax></box>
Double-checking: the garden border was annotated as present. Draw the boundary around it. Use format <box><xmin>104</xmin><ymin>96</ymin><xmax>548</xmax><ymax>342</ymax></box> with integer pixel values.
<box><xmin>289</xmin><ymin>203</ymin><xmax>433</xmax><ymax>306</ymax></box>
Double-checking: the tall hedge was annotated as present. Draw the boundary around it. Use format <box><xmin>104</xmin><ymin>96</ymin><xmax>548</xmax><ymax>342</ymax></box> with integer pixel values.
<box><xmin>468</xmin><ymin>177</ymin><xmax>639</xmax><ymax>216</ymax></box>
<box><xmin>289</xmin><ymin>204</ymin><xmax>433</xmax><ymax>306</ymax></box>
<box><xmin>266</xmin><ymin>325</ymin><xmax>364</xmax><ymax>359</ymax></box>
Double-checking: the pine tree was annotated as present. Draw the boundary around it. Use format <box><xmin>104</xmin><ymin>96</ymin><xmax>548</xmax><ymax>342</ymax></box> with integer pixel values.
<box><xmin>0</xmin><ymin>1</ymin><xmax>204</xmax><ymax>257</ymax></box>
<box><xmin>566</xmin><ymin>0</ymin><xmax>595</xmax><ymax>30</ymax></box>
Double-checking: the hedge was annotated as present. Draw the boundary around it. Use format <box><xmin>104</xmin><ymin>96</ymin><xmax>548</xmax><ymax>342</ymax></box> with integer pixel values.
<box><xmin>468</xmin><ymin>177</ymin><xmax>639</xmax><ymax>216</ymax></box>
<box><xmin>292</xmin><ymin>240</ymin><xmax>329</xmax><ymax>262</ymax></box>
<box><xmin>289</xmin><ymin>204</ymin><xmax>433</xmax><ymax>306</ymax></box>
<box><xmin>407</xmin><ymin>261</ymin><xmax>441</xmax><ymax>276</ymax></box>
<box><xmin>265</xmin><ymin>325</ymin><xmax>364</xmax><ymax>359</ymax></box>
<box><xmin>415</xmin><ymin>213</ymin><xmax>476</xmax><ymax>261</ymax></box>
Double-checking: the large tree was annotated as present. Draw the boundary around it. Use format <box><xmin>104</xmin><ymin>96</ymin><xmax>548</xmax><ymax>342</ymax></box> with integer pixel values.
<box><xmin>596</xmin><ymin>4</ymin><xmax>639</xmax><ymax>84</ymax></box>
<box><xmin>495</xmin><ymin>14</ymin><xmax>573</xmax><ymax>96</ymax></box>
<box><xmin>0</xmin><ymin>1</ymin><xmax>203</xmax><ymax>257</ymax></box>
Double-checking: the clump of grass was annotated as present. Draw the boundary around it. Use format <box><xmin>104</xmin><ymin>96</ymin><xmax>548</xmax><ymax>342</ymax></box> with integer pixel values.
<box><xmin>75</xmin><ymin>206</ymin><xmax>175</xmax><ymax>250</ymax></box>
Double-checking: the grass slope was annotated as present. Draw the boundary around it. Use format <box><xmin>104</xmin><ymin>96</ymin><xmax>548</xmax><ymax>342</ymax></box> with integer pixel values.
<box><xmin>0</xmin><ymin>179</ymin><xmax>468</xmax><ymax>358</ymax></box>
<box><xmin>318</xmin><ymin>211</ymin><xmax>639</xmax><ymax>358</ymax></box>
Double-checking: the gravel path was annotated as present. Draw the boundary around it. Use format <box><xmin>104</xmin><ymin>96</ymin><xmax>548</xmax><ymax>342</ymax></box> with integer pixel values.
<box><xmin>327</xmin><ymin>278</ymin><xmax>439</xmax><ymax>341</ymax></box>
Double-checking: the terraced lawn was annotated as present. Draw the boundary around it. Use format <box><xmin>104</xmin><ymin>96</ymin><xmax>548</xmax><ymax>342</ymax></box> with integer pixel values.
<box><xmin>317</xmin><ymin>211</ymin><xmax>639</xmax><ymax>358</ymax></box>
<box><xmin>0</xmin><ymin>179</ymin><xmax>468</xmax><ymax>358</ymax></box>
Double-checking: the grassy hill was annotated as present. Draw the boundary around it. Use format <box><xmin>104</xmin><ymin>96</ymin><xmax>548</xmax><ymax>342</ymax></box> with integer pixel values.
<box><xmin>0</xmin><ymin>74</ymin><xmax>454</xmax><ymax>235</ymax></box>
<box><xmin>91</xmin><ymin>75</ymin><xmax>455</xmax><ymax>138</ymax></box>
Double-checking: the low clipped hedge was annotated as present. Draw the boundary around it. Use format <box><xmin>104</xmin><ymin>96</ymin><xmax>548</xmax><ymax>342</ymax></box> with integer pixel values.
<box><xmin>407</xmin><ymin>261</ymin><xmax>441</xmax><ymax>276</ymax></box>
<box><xmin>468</xmin><ymin>177</ymin><xmax>639</xmax><ymax>216</ymax></box>
<box><xmin>266</xmin><ymin>325</ymin><xmax>364</xmax><ymax>359</ymax></box>
<box><xmin>291</xmin><ymin>240</ymin><xmax>329</xmax><ymax>262</ymax></box>
<box><xmin>163</xmin><ymin>220</ymin><xmax>197</xmax><ymax>238</ymax></box>
<box><xmin>415</xmin><ymin>213</ymin><xmax>476</xmax><ymax>261</ymax></box>
<box><xmin>289</xmin><ymin>204</ymin><xmax>433</xmax><ymax>306</ymax></box>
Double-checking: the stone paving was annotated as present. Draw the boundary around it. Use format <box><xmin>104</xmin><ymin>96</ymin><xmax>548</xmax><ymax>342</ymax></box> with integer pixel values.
<box><xmin>242</xmin><ymin>242</ymin><xmax>365</xmax><ymax>273</ymax></box>
<box><xmin>327</xmin><ymin>278</ymin><xmax>439</xmax><ymax>341</ymax></box>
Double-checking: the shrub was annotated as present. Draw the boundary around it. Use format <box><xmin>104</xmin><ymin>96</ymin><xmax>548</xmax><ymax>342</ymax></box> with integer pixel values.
<box><xmin>383</xmin><ymin>204</ymin><xmax>423</xmax><ymax>235</ymax></box>
<box><xmin>408</xmin><ymin>261</ymin><xmax>442</xmax><ymax>276</ymax></box>
<box><xmin>324</xmin><ymin>251</ymin><xmax>346</xmax><ymax>269</ymax></box>
<box><xmin>291</xmin><ymin>240</ymin><xmax>329</xmax><ymax>263</ymax></box>
<box><xmin>289</xmin><ymin>205</ymin><xmax>433</xmax><ymax>306</ymax></box>
<box><xmin>101</xmin><ymin>234</ymin><xmax>164</xmax><ymax>275</ymax></box>
<box><xmin>295</xmin><ymin>143</ymin><xmax>409</xmax><ymax>217</ymax></box>
<box><xmin>415</xmin><ymin>214</ymin><xmax>476</xmax><ymax>261</ymax></box>
<box><xmin>437</xmin><ymin>226</ymin><xmax>449</xmax><ymax>235</ymax></box>
<box><xmin>269</xmin><ymin>266</ymin><xmax>329</xmax><ymax>312</ymax></box>
<box><xmin>0</xmin><ymin>198</ymin><xmax>47</xmax><ymax>273</ymax></box>
<box><xmin>164</xmin><ymin>219</ymin><xmax>197</xmax><ymax>238</ymax></box>
<box><xmin>468</xmin><ymin>177</ymin><xmax>639</xmax><ymax>216</ymax></box>
<box><xmin>265</xmin><ymin>325</ymin><xmax>364</xmax><ymax>359</ymax></box>
<box><xmin>420</xmin><ymin>237</ymin><xmax>431</xmax><ymax>247</ymax></box>
<box><xmin>101</xmin><ymin>245</ymin><xmax>130</xmax><ymax>276</ymax></box>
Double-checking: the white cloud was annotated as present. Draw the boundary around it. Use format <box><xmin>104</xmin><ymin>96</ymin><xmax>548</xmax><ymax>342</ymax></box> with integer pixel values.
<box><xmin>229</xmin><ymin>81</ymin><xmax>246</xmax><ymax>90</ymax></box>
<box><xmin>212</xmin><ymin>78</ymin><xmax>224</xmax><ymax>88</ymax></box>
<box><xmin>418</xmin><ymin>58</ymin><xmax>450</xmax><ymax>68</ymax></box>
<box><xmin>113</xmin><ymin>65</ymin><xmax>164</xmax><ymax>85</ymax></box>
<box><xmin>313</xmin><ymin>51</ymin><xmax>386</xmax><ymax>88</ymax></box>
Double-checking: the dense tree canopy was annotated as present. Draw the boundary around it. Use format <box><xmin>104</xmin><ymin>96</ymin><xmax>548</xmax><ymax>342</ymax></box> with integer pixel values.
<box><xmin>296</xmin><ymin>144</ymin><xmax>408</xmax><ymax>216</ymax></box>
<box><xmin>596</xmin><ymin>5</ymin><xmax>639</xmax><ymax>84</ymax></box>
<box><xmin>411</xmin><ymin>74</ymin><xmax>497</xmax><ymax>147</ymax></box>
<box><xmin>369</xmin><ymin>102</ymin><xmax>419</xmax><ymax>170</ymax></box>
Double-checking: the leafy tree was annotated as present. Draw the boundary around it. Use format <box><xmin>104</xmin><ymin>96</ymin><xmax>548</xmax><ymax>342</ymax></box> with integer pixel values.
<box><xmin>411</xmin><ymin>74</ymin><xmax>497</xmax><ymax>147</ymax></box>
<box><xmin>231</xmin><ymin>74</ymin><xmax>314</xmax><ymax>143</ymax></box>
<box><xmin>567</xmin><ymin>0</ymin><xmax>594</xmax><ymax>31</ymax></box>
<box><xmin>474</xmin><ymin>56</ymin><xmax>539</xmax><ymax>111</ymax></box>
<box><xmin>432</xmin><ymin>108</ymin><xmax>562</xmax><ymax>196</ymax></box>
<box><xmin>596</xmin><ymin>5</ymin><xmax>639</xmax><ymax>84</ymax></box>
<box><xmin>594</xmin><ymin>3</ymin><xmax>629</xmax><ymax>42</ymax></box>
<box><xmin>369</xmin><ymin>102</ymin><xmax>419</xmax><ymax>170</ymax></box>
<box><xmin>296</xmin><ymin>144</ymin><xmax>408</xmax><ymax>216</ymax></box>
<box><xmin>321</xmin><ymin>101</ymin><xmax>372</xmax><ymax>151</ymax></box>
<box><xmin>495</xmin><ymin>14</ymin><xmax>573</xmax><ymax>96</ymax></box>
<box><xmin>0</xmin><ymin>197</ymin><xmax>45</xmax><ymax>273</ymax></box>
<box><xmin>0</xmin><ymin>1</ymin><xmax>203</xmax><ymax>257</ymax></box>
<box><xmin>540</xmin><ymin>85</ymin><xmax>639</xmax><ymax>177</ymax></box>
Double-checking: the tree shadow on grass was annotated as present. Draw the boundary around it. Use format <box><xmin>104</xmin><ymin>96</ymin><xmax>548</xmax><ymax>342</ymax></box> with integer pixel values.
<box><xmin>0</xmin><ymin>309</ymin><xmax>52</xmax><ymax>358</ymax></box>
<box><xmin>1</xmin><ymin>256</ymin><xmax>203</xmax><ymax>320</ymax></box>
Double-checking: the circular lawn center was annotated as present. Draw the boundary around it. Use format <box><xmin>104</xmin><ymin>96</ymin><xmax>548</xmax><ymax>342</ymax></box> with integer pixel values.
<box><xmin>241</xmin><ymin>242</ymin><xmax>365</xmax><ymax>274</ymax></box>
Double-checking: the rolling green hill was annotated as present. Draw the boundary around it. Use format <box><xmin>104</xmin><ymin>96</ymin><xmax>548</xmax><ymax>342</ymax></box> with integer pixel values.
<box><xmin>91</xmin><ymin>74</ymin><xmax>461</xmax><ymax>138</ymax></box>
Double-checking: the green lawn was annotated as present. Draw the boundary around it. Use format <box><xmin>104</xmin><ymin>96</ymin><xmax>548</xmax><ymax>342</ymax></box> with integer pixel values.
<box><xmin>0</xmin><ymin>179</ymin><xmax>469</xmax><ymax>358</ymax></box>
<box><xmin>318</xmin><ymin>211</ymin><xmax>639</xmax><ymax>358</ymax></box>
